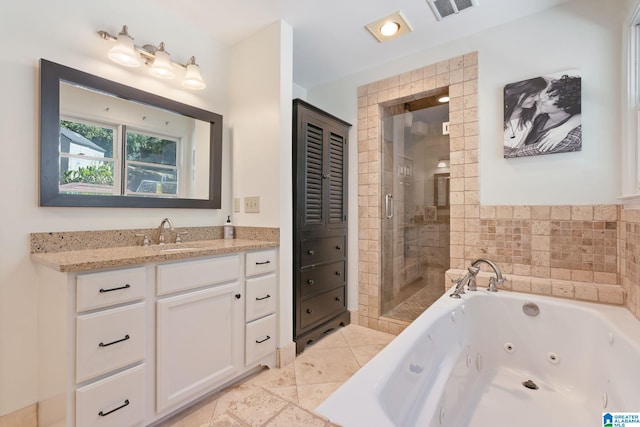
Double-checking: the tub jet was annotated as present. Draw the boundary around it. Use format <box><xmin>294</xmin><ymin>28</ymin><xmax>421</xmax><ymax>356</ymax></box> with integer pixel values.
<box><xmin>522</xmin><ymin>380</ymin><xmax>539</xmax><ymax>390</ymax></box>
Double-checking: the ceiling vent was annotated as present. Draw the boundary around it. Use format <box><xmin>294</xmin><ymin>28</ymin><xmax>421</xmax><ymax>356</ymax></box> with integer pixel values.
<box><xmin>427</xmin><ymin>0</ymin><xmax>478</xmax><ymax>21</ymax></box>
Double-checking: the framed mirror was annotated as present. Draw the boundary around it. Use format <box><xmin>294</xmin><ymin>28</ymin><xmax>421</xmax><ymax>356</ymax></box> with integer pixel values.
<box><xmin>39</xmin><ymin>59</ymin><xmax>222</xmax><ymax>208</ymax></box>
<box><xmin>434</xmin><ymin>173</ymin><xmax>450</xmax><ymax>208</ymax></box>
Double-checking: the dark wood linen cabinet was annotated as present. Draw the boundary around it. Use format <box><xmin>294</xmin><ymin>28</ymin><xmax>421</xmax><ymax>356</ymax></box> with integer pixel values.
<box><xmin>292</xmin><ymin>99</ymin><xmax>351</xmax><ymax>353</ymax></box>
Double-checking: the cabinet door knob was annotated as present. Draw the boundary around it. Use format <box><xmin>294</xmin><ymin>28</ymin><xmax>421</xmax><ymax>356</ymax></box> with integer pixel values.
<box><xmin>235</xmin><ymin>294</ymin><xmax>242</xmax><ymax>299</ymax></box>
<box><xmin>307</xmin><ymin>249</ymin><xmax>315</xmax><ymax>255</ymax></box>
<box><xmin>306</xmin><ymin>308</ymin><xmax>313</xmax><ymax>314</ymax></box>
<box><xmin>336</xmin><ymin>245</ymin><xmax>342</xmax><ymax>250</ymax></box>
<box><xmin>307</xmin><ymin>279</ymin><xmax>314</xmax><ymax>285</ymax></box>
<box><xmin>335</xmin><ymin>296</ymin><xmax>342</xmax><ymax>301</ymax></box>
<box><xmin>335</xmin><ymin>271</ymin><xmax>342</xmax><ymax>276</ymax></box>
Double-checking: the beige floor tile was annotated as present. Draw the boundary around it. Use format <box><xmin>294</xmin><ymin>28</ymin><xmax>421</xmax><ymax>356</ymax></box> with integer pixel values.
<box><xmin>341</xmin><ymin>324</ymin><xmax>395</xmax><ymax>347</ymax></box>
<box><xmin>294</xmin><ymin>346</ymin><xmax>360</xmax><ymax>385</ymax></box>
<box><xmin>350</xmin><ymin>343</ymin><xmax>389</xmax><ymax>367</ymax></box>
<box><xmin>209</xmin><ymin>412</ymin><xmax>247</xmax><ymax>426</ymax></box>
<box><xmin>266</xmin><ymin>385</ymin><xmax>299</xmax><ymax>404</ymax></box>
<box><xmin>304</xmin><ymin>328</ymin><xmax>349</xmax><ymax>350</ymax></box>
<box><xmin>156</xmin><ymin>395</ymin><xmax>217</xmax><ymax>427</ymax></box>
<box><xmin>213</xmin><ymin>385</ymin><xmax>289</xmax><ymax>426</ymax></box>
<box><xmin>297</xmin><ymin>382</ymin><xmax>344</xmax><ymax>412</ymax></box>
<box><xmin>265</xmin><ymin>404</ymin><xmax>330</xmax><ymax>427</ymax></box>
<box><xmin>243</xmin><ymin>364</ymin><xmax>296</xmax><ymax>388</ymax></box>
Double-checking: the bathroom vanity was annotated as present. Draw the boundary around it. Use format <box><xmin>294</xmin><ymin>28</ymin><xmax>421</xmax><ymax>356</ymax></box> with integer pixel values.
<box><xmin>32</xmin><ymin>240</ymin><xmax>278</xmax><ymax>427</ymax></box>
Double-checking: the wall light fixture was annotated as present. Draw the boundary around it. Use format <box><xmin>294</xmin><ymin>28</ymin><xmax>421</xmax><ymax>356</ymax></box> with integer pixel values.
<box><xmin>98</xmin><ymin>25</ymin><xmax>206</xmax><ymax>90</ymax></box>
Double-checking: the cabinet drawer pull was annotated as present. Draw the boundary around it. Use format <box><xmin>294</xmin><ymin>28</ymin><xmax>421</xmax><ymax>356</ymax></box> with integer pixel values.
<box><xmin>306</xmin><ymin>308</ymin><xmax>313</xmax><ymax>314</ymax></box>
<box><xmin>98</xmin><ymin>334</ymin><xmax>130</xmax><ymax>348</ymax></box>
<box><xmin>306</xmin><ymin>279</ymin><xmax>314</xmax><ymax>285</ymax></box>
<box><xmin>255</xmin><ymin>260</ymin><xmax>271</xmax><ymax>265</ymax></box>
<box><xmin>255</xmin><ymin>294</ymin><xmax>271</xmax><ymax>301</ymax></box>
<box><xmin>307</xmin><ymin>249</ymin><xmax>315</xmax><ymax>255</ymax></box>
<box><xmin>99</xmin><ymin>284</ymin><xmax>131</xmax><ymax>293</ymax></box>
<box><xmin>255</xmin><ymin>335</ymin><xmax>271</xmax><ymax>344</ymax></box>
<box><xmin>98</xmin><ymin>399</ymin><xmax>130</xmax><ymax>417</ymax></box>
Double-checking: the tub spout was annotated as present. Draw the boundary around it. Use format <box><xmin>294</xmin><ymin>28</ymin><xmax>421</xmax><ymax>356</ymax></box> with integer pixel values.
<box><xmin>471</xmin><ymin>258</ymin><xmax>505</xmax><ymax>292</ymax></box>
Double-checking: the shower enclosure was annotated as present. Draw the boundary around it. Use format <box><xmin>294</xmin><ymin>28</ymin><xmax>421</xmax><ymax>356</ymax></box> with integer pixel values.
<box><xmin>381</xmin><ymin>100</ymin><xmax>450</xmax><ymax>322</ymax></box>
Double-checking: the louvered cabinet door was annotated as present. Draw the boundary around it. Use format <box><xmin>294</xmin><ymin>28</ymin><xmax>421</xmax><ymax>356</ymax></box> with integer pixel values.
<box><xmin>294</xmin><ymin>101</ymin><xmax>349</xmax><ymax>232</ymax></box>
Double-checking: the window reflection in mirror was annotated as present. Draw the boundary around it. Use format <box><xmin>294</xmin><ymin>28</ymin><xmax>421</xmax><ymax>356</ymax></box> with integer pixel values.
<box><xmin>40</xmin><ymin>59</ymin><xmax>221</xmax><ymax>208</ymax></box>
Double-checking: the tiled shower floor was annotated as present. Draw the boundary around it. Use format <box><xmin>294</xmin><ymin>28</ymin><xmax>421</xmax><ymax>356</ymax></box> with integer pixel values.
<box><xmin>155</xmin><ymin>324</ymin><xmax>396</xmax><ymax>426</ymax></box>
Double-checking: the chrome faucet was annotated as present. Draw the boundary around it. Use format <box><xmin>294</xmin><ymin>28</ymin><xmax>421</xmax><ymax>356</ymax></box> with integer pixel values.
<box><xmin>471</xmin><ymin>258</ymin><xmax>505</xmax><ymax>292</ymax></box>
<box><xmin>450</xmin><ymin>265</ymin><xmax>480</xmax><ymax>298</ymax></box>
<box><xmin>450</xmin><ymin>258</ymin><xmax>505</xmax><ymax>298</ymax></box>
<box><xmin>158</xmin><ymin>218</ymin><xmax>175</xmax><ymax>244</ymax></box>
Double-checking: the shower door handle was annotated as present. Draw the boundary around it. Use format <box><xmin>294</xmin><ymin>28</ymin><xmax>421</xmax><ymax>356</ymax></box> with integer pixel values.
<box><xmin>385</xmin><ymin>194</ymin><xmax>394</xmax><ymax>219</ymax></box>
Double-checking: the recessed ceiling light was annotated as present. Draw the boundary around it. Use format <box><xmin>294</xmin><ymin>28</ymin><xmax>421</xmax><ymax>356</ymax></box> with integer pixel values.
<box><xmin>380</xmin><ymin>21</ymin><xmax>400</xmax><ymax>37</ymax></box>
<box><xmin>438</xmin><ymin>96</ymin><xmax>450</xmax><ymax>103</ymax></box>
<box><xmin>365</xmin><ymin>11</ymin><xmax>413</xmax><ymax>43</ymax></box>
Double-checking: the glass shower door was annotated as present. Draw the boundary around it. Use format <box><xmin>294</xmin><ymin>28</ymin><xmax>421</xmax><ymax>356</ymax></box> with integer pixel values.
<box><xmin>380</xmin><ymin>104</ymin><xmax>450</xmax><ymax>321</ymax></box>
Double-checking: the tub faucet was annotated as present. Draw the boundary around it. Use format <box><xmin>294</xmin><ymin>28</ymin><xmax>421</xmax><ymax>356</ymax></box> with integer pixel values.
<box><xmin>471</xmin><ymin>258</ymin><xmax>505</xmax><ymax>292</ymax></box>
<box><xmin>450</xmin><ymin>265</ymin><xmax>480</xmax><ymax>298</ymax></box>
<box><xmin>158</xmin><ymin>217</ymin><xmax>175</xmax><ymax>244</ymax></box>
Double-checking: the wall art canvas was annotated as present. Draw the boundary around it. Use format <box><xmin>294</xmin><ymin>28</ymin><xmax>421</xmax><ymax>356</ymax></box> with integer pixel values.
<box><xmin>503</xmin><ymin>70</ymin><xmax>581</xmax><ymax>158</ymax></box>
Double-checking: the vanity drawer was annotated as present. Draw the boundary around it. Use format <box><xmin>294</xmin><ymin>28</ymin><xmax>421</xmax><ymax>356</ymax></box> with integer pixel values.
<box><xmin>77</xmin><ymin>267</ymin><xmax>146</xmax><ymax>313</ymax></box>
<box><xmin>245</xmin><ymin>314</ymin><xmax>276</xmax><ymax>365</ymax></box>
<box><xmin>76</xmin><ymin>302</ymin><xmax>146</xmax><ymax>383</ymax></box>
<box><xmin>246</xmin><ymin>249</ymin><xmax>277</xmax><ymax>277</ymax></box>
<box><xmin>157</xmin><ymin>254</ymin><xmax>240</xmax><ymax>296</ymax></box>
<box><xmin>245</xmin><ymin>274</ymin><xmax>277</xmax><ymax>322</ymax></box>
<box><xmin>301</xmin><ymin>236</ymin><xmax>345</xmax><ymax>266</ymax></box>
<box><xmin>76</xmin><ymin>364</ymin><xmax>145</xmax><ymax>427</ymax></box>
<box><xmin>300</xmin><ymin>261</ymin><xmax>345</xmax><ymax>298</ymax></box>
<box><xmin>299</xmin><ymin>287</ymin><xmax>346</xmax><ymax>330</ymax></box>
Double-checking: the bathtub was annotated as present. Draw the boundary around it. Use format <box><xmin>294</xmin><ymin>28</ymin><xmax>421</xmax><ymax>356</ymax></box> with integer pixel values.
<box><xmin>316</xmin><ymin>288</ymin><xmax>640</xmax><ymax>427</ymax></box>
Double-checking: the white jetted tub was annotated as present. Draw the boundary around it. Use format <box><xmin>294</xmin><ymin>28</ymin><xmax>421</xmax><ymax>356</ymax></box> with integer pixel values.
<box><xmin>316</xmin><ymin>288</ymin><xmax>640</xmax><ymax>427</ymax></box>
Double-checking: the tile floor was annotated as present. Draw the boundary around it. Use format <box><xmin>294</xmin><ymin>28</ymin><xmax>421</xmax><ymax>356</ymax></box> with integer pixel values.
<box><xmin>156</xmin><ymin>324</ymin><xmax>397</xmax><ymax>427</ymax></box>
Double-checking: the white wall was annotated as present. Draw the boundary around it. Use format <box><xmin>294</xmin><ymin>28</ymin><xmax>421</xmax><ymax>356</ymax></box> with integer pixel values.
<box><xmin>306</xmin><ymin>0</ymin><xmax>625</xmax><ymax>311</ymax></box>
<box><xmin>0</xmin><ymin>0</ymin><xmax>233</xmax><ymax>416</ymax></box>
<box><xmin>228</xmin><ymin>20</ymin><xmax>294</xmax><ymax>350</ymax></box>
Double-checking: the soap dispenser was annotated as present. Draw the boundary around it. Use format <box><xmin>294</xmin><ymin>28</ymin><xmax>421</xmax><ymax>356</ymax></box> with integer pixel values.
<box><xmin>224</xmin><ymin>215</ymin><xmax>234</xmax><ymax>240</ymax></box>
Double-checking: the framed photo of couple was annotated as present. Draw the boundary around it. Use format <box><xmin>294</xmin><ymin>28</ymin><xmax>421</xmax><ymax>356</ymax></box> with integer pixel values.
<box><xmin>503</xmin><ymin>69</ymin><xmax>581</xmax><ymax>158</ymax></box>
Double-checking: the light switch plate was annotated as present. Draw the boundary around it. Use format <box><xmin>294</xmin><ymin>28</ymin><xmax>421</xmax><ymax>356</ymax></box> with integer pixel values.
<box><xmin>244</xmin><ymin>196</ymin><xmax>260</xmax><ymax>213</ymax></box>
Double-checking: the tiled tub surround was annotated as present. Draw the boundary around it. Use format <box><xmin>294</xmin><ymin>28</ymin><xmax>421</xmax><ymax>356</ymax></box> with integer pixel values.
<box><xmin>357</xmin><ymin>51</ymin><xmax>639</xmax><ymax>333</ymax></box>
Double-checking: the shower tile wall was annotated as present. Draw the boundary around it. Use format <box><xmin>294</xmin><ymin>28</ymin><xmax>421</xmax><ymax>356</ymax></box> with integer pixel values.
<box><xmin>358</xmin><ymin>51</ymin><xmax>640</xmax><ymax>333</ymax></box>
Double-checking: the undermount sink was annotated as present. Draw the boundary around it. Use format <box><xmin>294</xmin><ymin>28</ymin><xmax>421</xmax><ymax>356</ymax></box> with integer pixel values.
<box><xmin>158</xmin><ymin>246</ymin><xmax>198</xmax><ymax>253</ymax></box>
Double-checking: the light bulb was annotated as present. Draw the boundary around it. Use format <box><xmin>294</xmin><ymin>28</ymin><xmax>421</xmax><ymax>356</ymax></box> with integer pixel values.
<box><xmin>107</xmin><ymin>25</ymin><xmax>141</xmax><ymax>67</ymax></box>
<box><xmin>380</xmin><ymin>21</ymin><xmax>400</xmax><ymax>37</ymax></box>
<box><xmin>182</xmin><ymin>57</ymin><xmax>206</xmax><ymax>90</ymax></box>
<box><xmin>148</xmin><ymin>43</ymin><xmax>175</xmax><ymax>79</ymax></box>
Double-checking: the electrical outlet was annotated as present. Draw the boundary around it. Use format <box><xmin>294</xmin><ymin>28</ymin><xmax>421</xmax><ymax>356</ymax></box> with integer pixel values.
<box><xmin>244</xmin><ymin>196</ymin><xmax>260</xmax><ymax>213</ymax></box>
<box><xmin>233</xmin><ymin>197</ymin><xmax>240</xmax><ymax>212</ymax></box>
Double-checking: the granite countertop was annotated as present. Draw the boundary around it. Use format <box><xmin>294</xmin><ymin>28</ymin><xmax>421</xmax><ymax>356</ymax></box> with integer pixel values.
<box><xmin>31</xmin><ymin>239</ymin><xmax>279</xmax><ymax>273</ymax></box>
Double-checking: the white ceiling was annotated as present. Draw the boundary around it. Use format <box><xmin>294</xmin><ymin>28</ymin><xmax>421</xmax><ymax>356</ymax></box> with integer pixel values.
<box><xmin>152</xmin><ymin>0</ymin><xmax>575</xmax><ymax>89</ymax></box>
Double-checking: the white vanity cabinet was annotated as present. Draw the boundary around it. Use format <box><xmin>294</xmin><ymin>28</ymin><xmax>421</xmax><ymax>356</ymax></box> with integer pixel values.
<box><xmin>155</xmin><ymin>255</ymin><xmax>244</xmax><ymax>413</ymax></box>
<box><xmin>245</xmin><ymin>249</ymin><xmax>278</xmax><ymax>365</ymax></box>
<box><xmin>36</xmin><ymin>246</ymin><xmax>278</xmax><ymax>427</ymax></box>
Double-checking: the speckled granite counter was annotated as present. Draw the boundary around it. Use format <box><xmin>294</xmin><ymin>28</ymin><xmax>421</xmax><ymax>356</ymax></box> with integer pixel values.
<box><xmin>30</xmin><ymin>226</ymin><xmax>279</xmax><ymax>272</ymax></box>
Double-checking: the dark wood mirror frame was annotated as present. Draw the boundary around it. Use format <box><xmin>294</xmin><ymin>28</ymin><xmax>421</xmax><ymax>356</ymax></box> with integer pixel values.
<box><xmin>39</xmin><ymin>59</ymin><xmax>222</xmax><ymax>208</ymax></box>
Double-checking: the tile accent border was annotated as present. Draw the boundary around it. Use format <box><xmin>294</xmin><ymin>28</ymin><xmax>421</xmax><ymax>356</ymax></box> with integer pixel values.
<box><xmin>357</xmin><ymin>52</ymin><xmax>479</xmax><ymax>332</ymax></box>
